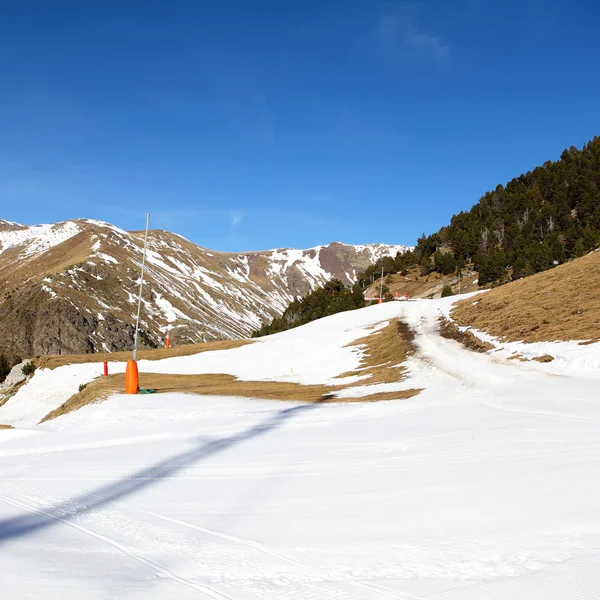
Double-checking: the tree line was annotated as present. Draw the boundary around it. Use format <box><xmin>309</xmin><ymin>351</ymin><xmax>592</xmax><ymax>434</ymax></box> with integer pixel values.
<box><xmin>251</xmin><ymin>280</ymin><xmax>365</xmax><ymax>337</ymax></box>
<box><xmin>253</xmin><ymin>136</ymin><xmax>600</xmax><ymax>336</ymax></box>
<box><xmin>412</xmin><ymin>137</ymin><xmax>600</xmax><ymax>285</ymax></box>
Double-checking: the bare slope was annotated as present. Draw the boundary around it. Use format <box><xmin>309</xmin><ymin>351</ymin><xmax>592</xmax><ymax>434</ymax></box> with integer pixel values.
<box><xmin>0</xmin><ymin>219</ymin><xmax>409</xmax><ymax>365</ymax></box>
<box><xmin>452</xmin><ymin>250</ymin><xmax>600</xmax><ymax>342</ymax></box>
<box><xmin>365</xmin><ymin>265</ymin><xmax>481</xmax><ymax>300</ymax></box>
<box><xmin>42</xmin><ymin>318</ymin><xmax>419</xmax><ymax>421</ymax></box>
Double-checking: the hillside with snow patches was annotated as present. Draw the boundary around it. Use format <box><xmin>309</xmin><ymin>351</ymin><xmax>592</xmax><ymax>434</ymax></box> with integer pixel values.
<box><xmin>1</xmin><ymin>296</ymin><xmax>599</xmax><ymax>599</ymax></box>
<box><xmin>0</xmin><ymin>218</ymin><xmax>410</xmax><ymax>363</ymax></box>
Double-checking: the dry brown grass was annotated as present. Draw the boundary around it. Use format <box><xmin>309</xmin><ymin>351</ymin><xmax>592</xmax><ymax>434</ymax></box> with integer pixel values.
<box><xmin>438</xmin><ymin>318</ymin><xmax>494</xmax><ymax>353</ymax></box>
<box><xmin>42</xmin><ymin>372</ymin><xmax>420</xmax><ymax>423</ymax></box>
<box><xmin>452</xmin><ymin>250</ymin><xmax>600</xmax><ymax>343</ymax></box>
<box><xmin>0</xmin><ymin>424</ymin><xmax>13</xmax><ymax>429</ymax></box>
<box><xmin>37</xmin><ymin>339</ymin><xmax>253</xmax><ymax>370</ymax></box>
<box><xmin>336</xmin><ymin>318</ymin><xmax>415</xmax><ymax>384</ymax></box>
<box><xmin>533</xmin><ymin>354</ymin><xmax>554</xmax><ymax>363</ymax></box>
<box><xmin>41</xmin><ymin>319</ymin><xmax>421</xmax><ymax>422</ymax></box>
<box><xmin>366</xmin><ymin>266</ymin><xmax>481</xmax><ymax>300</ymax></box>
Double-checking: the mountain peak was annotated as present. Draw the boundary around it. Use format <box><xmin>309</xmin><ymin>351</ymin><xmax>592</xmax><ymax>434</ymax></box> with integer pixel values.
<box><xmin>0</xmin><ymin>217</ymin><xmax>411</xmax><ymax>364</ymax></box>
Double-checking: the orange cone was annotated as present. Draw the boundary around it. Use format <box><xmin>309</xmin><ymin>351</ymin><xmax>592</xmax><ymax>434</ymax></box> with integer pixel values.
<box><xmin>125</xmin><ymin>360</ymin><xmax>139</xmax><ymax>394</ymax></box>
<box><xmin>165</xmin><ymin>333</ymin><xmax>171</xmax><ymax>349</ymax></box>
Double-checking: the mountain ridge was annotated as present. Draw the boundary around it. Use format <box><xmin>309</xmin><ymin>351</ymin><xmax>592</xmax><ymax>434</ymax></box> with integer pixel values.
<box><xmin>0</xmin><ymin>218</ymin><xmax>410</xmax><ymax>369</ymax></box>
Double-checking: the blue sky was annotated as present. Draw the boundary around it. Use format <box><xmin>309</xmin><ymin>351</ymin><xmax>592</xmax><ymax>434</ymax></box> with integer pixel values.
<box><xmin>1</xmin><ymin>0</ymin><xmax>599</xmax><ymax>251</ymax></box>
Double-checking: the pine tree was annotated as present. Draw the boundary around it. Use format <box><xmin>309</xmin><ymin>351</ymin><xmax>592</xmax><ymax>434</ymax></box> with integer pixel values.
<box><xmin>0</xmin><ymin>355</ymin><xmax>10</xmax><ymax>384</ymax></box>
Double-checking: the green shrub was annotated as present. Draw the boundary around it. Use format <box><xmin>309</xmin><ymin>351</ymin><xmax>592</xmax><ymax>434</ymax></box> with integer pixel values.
<box><xmin>21</xmin><ymin>361</ymin><xmax>36</xmax><ymax>377</ymax></box>
<box><xmin>441</xmin><ymin>285</ymin><xmax>454</xmax><ymax>298</ymax></box>
<box><xmin>78</xmin><ymin>383</ymin><xmax>88</xmax><ymax>392</ymax></box>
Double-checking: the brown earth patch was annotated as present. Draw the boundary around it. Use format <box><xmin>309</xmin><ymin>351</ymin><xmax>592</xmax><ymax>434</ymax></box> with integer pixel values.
<box><xmin>37</xmin><ymin>339</ymin><xmax>253</xmax><ymax>370</ymax></box>
<box><xmin>41</xmin><ymin>373</ymin><xmax>421</xmax><ymax>423</ymax></box>
<box><xmin>438</xmin><ymin>318</ymin><xmax>494</xmax><ymax>353</ymax></box>
<box><xmin>452</xmin><ymin>251</ymin><xmax>600</xmax><ymax>343</ymax></box>
<box><xmin>533</xmin><ymin>354</ymin><xmax>554</xmax><ymax>363</ymax></box>
<box><xmin>41</xmin><ymin>319</ymin><xmax>421</xmax><ymax>422</ymax></box>
<box><xmin>0</xmin><ymin>424</ymin><xmax>13</xmax><ymax>429</ymax></box>
<box><xmin>335</xmin><ymin>319</ymin><xmax>415</xmax><ymax>383</ymax></box>
<box><xmin>365</xmin><ymin>266</ymin><xmax>481</xmax><ymax>300</ymax></box>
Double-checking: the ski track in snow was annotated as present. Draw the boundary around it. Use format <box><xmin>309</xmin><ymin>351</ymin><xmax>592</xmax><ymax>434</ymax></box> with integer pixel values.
<box><xmin>1</xmin><ymin>297</ymin><xmax>600</xmax><ymax>599</ymax></box>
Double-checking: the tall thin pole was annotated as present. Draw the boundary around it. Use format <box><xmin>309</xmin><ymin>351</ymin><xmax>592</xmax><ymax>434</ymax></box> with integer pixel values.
<box><xmin>380</xmin><ymin>264</ymin><xmax>384</xmax><ymax>300</ymax></box>
<box><xmin>133</xmin><ymin>213</ymin><xmax>150</xmax><ymax>362</ymax></box>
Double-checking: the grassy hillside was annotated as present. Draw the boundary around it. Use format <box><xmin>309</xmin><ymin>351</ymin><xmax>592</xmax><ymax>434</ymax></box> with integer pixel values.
<box><xmin>364</xmin><ymin>265</ymin><xmax>481</xmax><ymax>300</ymax></box>
<box><xmin>452</xmin><ymin>250</ymin><xmax>600</xmax><ymax>342</ymax></box>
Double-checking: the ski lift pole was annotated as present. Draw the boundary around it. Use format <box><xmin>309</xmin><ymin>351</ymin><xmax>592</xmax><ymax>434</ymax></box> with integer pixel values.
<box><xmin>126</xmin><ymin>213</ymin><xmax>150</xmax><ymax>394</ymax></box>
<box><xmin>133</xmin><ymin>213</ymin><xmax>150</xmax><ymax>362</ymax></box>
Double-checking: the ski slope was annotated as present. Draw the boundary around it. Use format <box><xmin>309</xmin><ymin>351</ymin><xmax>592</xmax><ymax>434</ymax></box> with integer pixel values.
<box><xmin>1</xmin><ymin>297</ymin><xmax>599</xmax><ymax>599</ymax></box>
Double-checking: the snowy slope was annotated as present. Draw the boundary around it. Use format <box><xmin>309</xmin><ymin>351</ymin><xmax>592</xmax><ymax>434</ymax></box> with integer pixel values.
<box><xmin>1</xmin><ymin>297</ymin><xmax>599</xmax><ymax>599</ymax></box>
<box><xmin>0</xmin><ymin>220</ymin><xmax>82</xmax><ymax>256</ymax></box>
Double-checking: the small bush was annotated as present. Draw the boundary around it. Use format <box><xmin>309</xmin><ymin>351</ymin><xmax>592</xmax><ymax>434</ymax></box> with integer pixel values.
<box><xmin>78</xmin><ymin>383</ymin><xmax>89</xmax><ymax>392</ymax></box>
<box><xmin>21</xmin><ymin>361</ymin><xmax>36</xmax><ymax>377</ymax></box>
<box><xmin>441</xmin><ymin>285</ymin><xmax>454</xmax><ymax>298</ymax></box>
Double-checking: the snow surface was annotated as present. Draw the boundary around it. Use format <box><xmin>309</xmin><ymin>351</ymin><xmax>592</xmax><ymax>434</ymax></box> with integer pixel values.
<box><xmin>1</xmin><ymin>297</ymin><xmax>599</xmax><ymax>599</ymax></box>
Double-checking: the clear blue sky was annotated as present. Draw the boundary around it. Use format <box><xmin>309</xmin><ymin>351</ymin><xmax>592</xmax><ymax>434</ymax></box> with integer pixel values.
<box><xmin>1</xmin><ymin>1</ymin><xmax>598</xmax><ymax>251</ymax></box>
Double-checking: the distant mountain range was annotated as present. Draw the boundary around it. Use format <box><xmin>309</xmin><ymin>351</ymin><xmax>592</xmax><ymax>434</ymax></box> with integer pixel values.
<box><xmin>0</xmin><ymin>218</ymin><xmax>410</xmax><ymax>365</ymax></box>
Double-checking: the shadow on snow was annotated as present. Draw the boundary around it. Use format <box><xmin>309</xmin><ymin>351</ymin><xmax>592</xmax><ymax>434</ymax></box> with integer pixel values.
<box><xmin>0</xmin><ymin>399</ymin><xmax>328</xmax><ymax>543</ymax></box>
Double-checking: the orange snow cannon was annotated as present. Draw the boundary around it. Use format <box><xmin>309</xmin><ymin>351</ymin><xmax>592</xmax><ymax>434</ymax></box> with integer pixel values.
<box><xmin>125</xmin><ymin>360</ymin><xmax>139</xmax><ymax>394</ymax></box>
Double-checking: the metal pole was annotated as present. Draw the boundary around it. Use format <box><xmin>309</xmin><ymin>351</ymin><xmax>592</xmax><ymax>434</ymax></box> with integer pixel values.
<box><xmin>133</xmin><ymin>213</ymin><xmax>150</xmax><ymax>362</ymax></box>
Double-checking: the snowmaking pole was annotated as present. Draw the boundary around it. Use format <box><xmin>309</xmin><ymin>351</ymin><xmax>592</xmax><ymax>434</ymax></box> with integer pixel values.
<box><xmin>133</xmin><ymin>213</ymin><xmax>150</xmax><ymax>361</ymax></box>
<box><xmin>126</xmin><ymin>213</ymin><xmax>150</xmax><ymax>394</ymax></box>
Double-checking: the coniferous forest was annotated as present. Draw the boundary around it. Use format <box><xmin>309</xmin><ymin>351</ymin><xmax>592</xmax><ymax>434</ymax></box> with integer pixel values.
<box><xmin>251</xmin><ymin>280</ymin><xmax>365</xmax><ymax>337</ymax></box>
<box><xmin>361</xmin><ymin>136</ymin><xmax>600</xmax><ymax>287</ymax></box>
<box><xmin>255</xmin><ymin>137</ymin><xmax>600</xmax><ymax>336</ymax></box>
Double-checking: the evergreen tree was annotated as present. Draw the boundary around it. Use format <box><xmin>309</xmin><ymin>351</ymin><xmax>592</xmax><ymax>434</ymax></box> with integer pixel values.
<box><xmin>252</xmin><ymin>279</ymin><xmax>365</xmax><ymax>337</ymax></box>
<box><xmin>0</xmin><ymin>355</ymin><xmax>10</xmax><ymax>385</ymax></box>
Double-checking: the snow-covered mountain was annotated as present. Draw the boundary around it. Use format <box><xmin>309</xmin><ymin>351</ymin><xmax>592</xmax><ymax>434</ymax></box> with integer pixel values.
<box><xmin>0</xmin><ymin>218</ymin><xmax>410</xmax><ymax>362</ymax></box>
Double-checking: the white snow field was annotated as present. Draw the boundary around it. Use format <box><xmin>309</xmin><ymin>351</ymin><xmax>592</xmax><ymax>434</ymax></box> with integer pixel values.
<box><xmin>1</xmin><ymin>297</ymin><xmax>600</xmax><ymax>599</ymax></box>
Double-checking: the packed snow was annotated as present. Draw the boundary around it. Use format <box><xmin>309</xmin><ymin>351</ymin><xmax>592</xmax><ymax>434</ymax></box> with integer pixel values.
<box><xmin>1</xmin><ymin>297</ymin><xmax>599</xmax><ymax>600</ymax></box>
